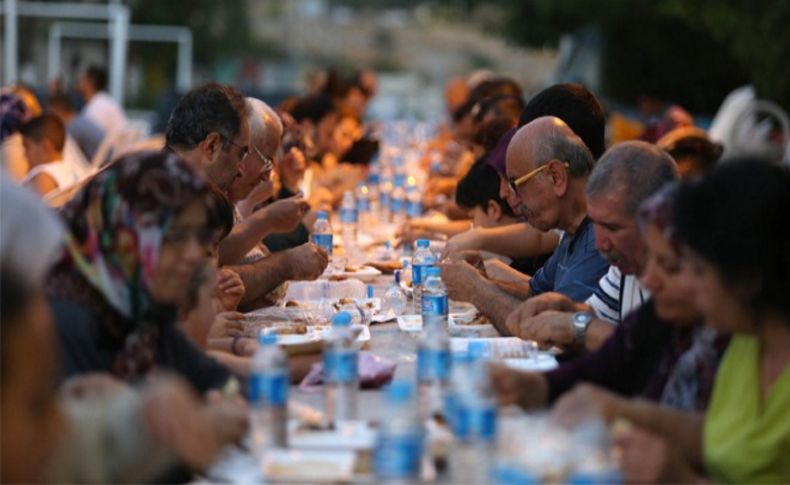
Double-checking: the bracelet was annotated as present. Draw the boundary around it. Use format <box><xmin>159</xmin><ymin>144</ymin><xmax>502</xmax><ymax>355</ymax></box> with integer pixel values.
<box><xmin>231</xmin><ymin>335</ymin><xmax>242</xmax><ymax>356</ymax></box>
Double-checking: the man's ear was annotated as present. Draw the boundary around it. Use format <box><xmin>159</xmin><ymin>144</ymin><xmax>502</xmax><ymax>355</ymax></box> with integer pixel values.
<box><xmin>487</xmin><ymin>199</ymin><xmax>502</xmax><ymax>222</ymax></box>
<box><xmin>201</xmin><ymin>132</ymin><xmax>224</xmax><ymax>161</ymax></box>
<box><xmin>550</xmin><ymin>161</ymin><xmax>570</xmax><ymax>197</ymax></box>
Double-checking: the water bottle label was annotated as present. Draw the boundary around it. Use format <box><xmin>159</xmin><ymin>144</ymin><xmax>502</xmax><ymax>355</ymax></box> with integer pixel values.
<box><xmin>340</xmin><ymin>208</ymin><xmax>358</xmax><ymax>223</ymax></box>
<box><xmin>454</xmin><ymin>404</ymin><xmax>496</xmax><ymax>441</ymax></box>
<box><xmin>358</xmin><ymin>198</ymin><xmax>371</xmax><ymax>213</ymax></box>
<box><xmin>412</xmin><ymin>264</ymin><xmax>431</xmax><ymax>285</ymax></box>
<box><xmin>418</xmin><ymin>347</ymin><xmax>451</xmax><ymax>381</ymax></box>
<box><xmin>311</xmin><ymin>233</ymin><xmax>334</xmax><ymax>255</ymax></box>
<box><xmin>406</xmin><ymin>200</ymin><xmax>423</xmax><ymax>217</ymax></box>
<box><xmin>324</xmin><ymin>350</ymin><xmax>358</xmax><ymax>383</ymax></box>
<box><xmin>249</xmin><ymin>371</ymin><xmax>288</xmax><ymax>406</ymax></box>
<box><xmin>421</xmin><ymin>294</ymin><xmax>448</xmax><ymax>316</ymax></box>
<box><xmin>373</xmin><ymin>431</ymin><xmax>424</xmax><ymax>479</ymax></box>
<box><xmin>390</xmin><ymin>197</ymin><xmax>404</xmax><ymax>214</ymax></box>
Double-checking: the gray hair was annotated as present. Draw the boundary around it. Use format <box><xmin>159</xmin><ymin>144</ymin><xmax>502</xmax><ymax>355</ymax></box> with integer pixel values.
<box><xmin>530</xmin><ymin>129</ymin><xmax>595</xmax><ymax>178</ymax></box>
<box><xmin>246</xmin><ymin>97</ymin><xmax>283</xmax><ymax>142</ymax></box>
<box><xmin>587</xmin><ymin>141</ymin><xmax>679</xmax><ymax>215</ymax></box>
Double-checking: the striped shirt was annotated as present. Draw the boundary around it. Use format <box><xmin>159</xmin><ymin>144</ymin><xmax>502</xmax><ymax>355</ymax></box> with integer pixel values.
<box><xmin>585</xmin><ymin>265</ymin><xmax>650</xmax><ymax>324</ymax></box>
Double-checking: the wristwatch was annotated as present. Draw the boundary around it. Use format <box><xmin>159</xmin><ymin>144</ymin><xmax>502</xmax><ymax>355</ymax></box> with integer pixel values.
<box><xmin>572</xmin><ymin>312</ymin><xmax>593</xmax><ymax>347</ymax></box>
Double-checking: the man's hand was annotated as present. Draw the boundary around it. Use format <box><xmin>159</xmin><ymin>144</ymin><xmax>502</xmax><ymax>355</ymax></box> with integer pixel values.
<box><xmin>215</xmin><ymin>268</ymin><xmax>245</xmax><ymax>311</ymax></box>
<box><xmin>508</xmin><ymin>310</ymin><xmax>575</xmax><ymax>350</ymax></box>
<box><xmin>442</xmin><ymin>229</ymin><xmax>483</xmax><ymax>259</ymax></box>
<box><xmin>439</xmin><ymin>260</ymin><xmax>486</xmax><ymax>303</ymax></box>
<box><xmin>551</xmin><ymin>383</ymin><xmax>624</xmax><ymax>429</ymax></box>
<box><xmin>263</xmin><ymin>196</ymin><xmax>310</xmax><ymax>233</ymax></box>
<box><xmin>505</xmin><ymin>292</ymin><xmax>577</xmax><ymax>335</ymax></box>
<box><xmin>286</xmin><ymin>243</ymin><xmax>329</xmax><ymax>280</ymax></box>
<box><xmin>488</xmin><ymin>363</ymin><xmax>546</xmax><ymax>410</ymax></box>
<box><xmin>613</xmin><ymin>425</ymin><xmax>697</xmax><ymax>484</ymax></box>
<box><xmin>207</xmin><ymin>311</ymin><xmax>245</xmax><ymax>339</ymax></box>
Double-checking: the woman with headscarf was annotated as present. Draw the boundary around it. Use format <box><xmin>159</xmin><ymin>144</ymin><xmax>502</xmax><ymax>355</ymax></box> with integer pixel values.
<box><xmin>47</xmin><ymin>150</ymin><xmax>236</xmax><ymax>394</ymax></box>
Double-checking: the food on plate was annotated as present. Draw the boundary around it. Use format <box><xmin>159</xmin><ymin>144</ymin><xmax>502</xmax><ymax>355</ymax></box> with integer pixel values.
<box><xmin>244</xmin><ymin>315</ymin><xmax>309</xmax><ymax>335</ymax></box>
<box><xmin>366</xmin><ymin>260</ymin><xmax>403</xmax><ymax>274</ymax></box>
<box><xmin>455</xmin><ymin>314</ymin><xmax>488</xmax><ymax>326</ymax></box>
<box><xmin>344</xmin><ymin>264</ymin><xmax>361</xmax><ymax>273</ymax></box>
<box><xmin>284</xmin><ymin>300</ymin><xmax>304</xmax><ymax>308</ymax></box>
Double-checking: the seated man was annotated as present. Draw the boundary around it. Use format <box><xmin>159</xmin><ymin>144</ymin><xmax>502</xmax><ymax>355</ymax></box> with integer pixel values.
<box><xmin>506</xmin><ymin>141</ymin><xmax>679</xmax><ymax>352</ymax></box>
<box><xmin>221</xmin><ymin>98</ymin><xmax>327</xmax><ymax>307</ymax></box>
<box><xmin>20</xmin><ymin>114</ymin><xmax>83</xmax><ymax>197</ymax></box>
<box><xmin>441</xmin><ymin>117</ymin><xmax>609</xmax><ymax>334</ymax></box>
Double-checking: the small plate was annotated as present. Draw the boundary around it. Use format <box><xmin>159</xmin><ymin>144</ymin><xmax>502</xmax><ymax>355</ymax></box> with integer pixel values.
<box><xmin>323</xmin><ymin>265</ymin><xmax>383</xmax><ymax>283</ymax></box>
<box><xmin>396</xmin><ymin>314</ymin><xmax>497</xmax><ymax>337</ymax></box>
<box><xmin>262</xmin><ymin>448</ymin><xmax>356</xmax><ymax>483</ymax></box>
<box><xmin>288</xmin><ymin>420</ymin><xmax>376</xmax><ymax>451</ymax></box>
<box><xmin>503</xmin><ymin>355</ymin><xmax>559</xmax><ymax>372</ymax></box>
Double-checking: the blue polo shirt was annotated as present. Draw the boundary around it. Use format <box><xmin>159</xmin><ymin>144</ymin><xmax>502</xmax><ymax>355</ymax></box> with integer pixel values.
<box><xmin>528</xmin><ymin>217</ymin><xmax>609</xmax><ymax>301</ymax></box>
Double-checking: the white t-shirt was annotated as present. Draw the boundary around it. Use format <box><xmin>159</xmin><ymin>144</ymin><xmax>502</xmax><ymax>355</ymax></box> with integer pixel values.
<box><xmin>83</xmin><ymin>92</ymin><xmax>127</xmax><ymax>136</ymax></box>
<box><xmin>23</xmin><ymin>159</ymin><xmax>82</xmax><ymax>191</ymax></box>
<box><xmin>585</xmin><ymin>265</ymin><xmax>650</xmax><ymax>324</ymax></box>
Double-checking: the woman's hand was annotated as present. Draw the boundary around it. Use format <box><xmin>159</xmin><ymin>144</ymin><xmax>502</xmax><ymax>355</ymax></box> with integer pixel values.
<box><xmin>207</xmin><ymin>311</ymin><xmax>245</xmax><ymax>339</ymax></box>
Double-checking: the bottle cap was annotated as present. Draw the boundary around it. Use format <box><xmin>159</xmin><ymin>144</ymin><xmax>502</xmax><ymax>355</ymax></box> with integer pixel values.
<box><xmin>416</xmin><ymin>239</ymin><xmax>430</xmax><ymax>248</ymax></box>
<box><xmin>258</xmin><ymin>331</ymin><xmax>278</xmax><ymax>346</ymax></box>
<box><xmin>316</xmin><ymin>210</ymin><xmax>329</xmax><ymax>220</ymax></box>
<box><xmin>332</xmin><ymin>311</ymin><xmax>353</xmax><ymax>327</ymax></box>
<box><xmin>386</xmin><ymin>380</ymin><xmax>414</xmax><ymax>402</ymax></box>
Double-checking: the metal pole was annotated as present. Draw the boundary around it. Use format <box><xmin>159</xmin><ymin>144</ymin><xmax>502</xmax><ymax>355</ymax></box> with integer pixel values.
<box><xmin>4</xmin><ymin>0</ymin><xmax>19</xmax><ymax>85</ymax></box>
<box><xmin>176</xmin><ymin>30</ymin><xmax>192</xmax><ymax>92</ymax></box>
<box><xmin>108</xmin><ymin>3</ymin><xmax>129</xmax><ymax>106</ymax></box>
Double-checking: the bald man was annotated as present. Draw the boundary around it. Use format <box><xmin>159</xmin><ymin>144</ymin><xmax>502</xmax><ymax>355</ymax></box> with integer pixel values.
<box><xmin>220</xmin><ymin>98</ymin><xmax>327</xmax><ymax>308</ymax></box>
<box><xmin>440</xmin><ymin>116</ymin><xmax>608</xmax><ymax>335</ymax></box>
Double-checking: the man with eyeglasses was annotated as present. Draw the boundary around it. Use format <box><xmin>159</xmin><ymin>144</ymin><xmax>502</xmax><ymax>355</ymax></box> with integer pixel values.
<box><xmin>165</xmin><ymin>83</ymin><xmax>251</xmax><ymax>192</ymax></box>
<box><xmin>220</xmin><ymin>98</ymin><xmax>327</xmax><ymax>308</ymax></box>
<box><xmin>440</xmin><ymin>116</ymin><xmax>608</xmax><ymax>336</ymax></box>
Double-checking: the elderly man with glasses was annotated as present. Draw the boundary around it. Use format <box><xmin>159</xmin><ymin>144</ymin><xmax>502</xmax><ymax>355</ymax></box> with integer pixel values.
<box><xmin>218</xmin><ymin>98</ymin><xmax>328</xmax><ymax>308</ymax></box>
<box><xmin>441</xmin><ymin>116</ymin><xmax>608</xmax><ymax>336</ymax></box>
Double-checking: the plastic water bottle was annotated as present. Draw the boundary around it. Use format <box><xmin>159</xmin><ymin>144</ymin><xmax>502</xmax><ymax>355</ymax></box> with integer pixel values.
<box><xmin>411</xmin><ymin>239</ymin><xmax>436</xmax><ymax>314</ymax></box>
<box><xmin>367</xmin><ymin>173</ymin><xmax>381</xmax><ymax>215</ymax></box>
<box><xmin>379</xmin><ymin>173</ymin><xmax>393</xmax><ymax>221</ymax></box>
<box><xmin>249</xmin><ymin>332</ymin><xmax>289</xmax><ymax>451</ymax></box>
<box><xmin>449</xmin><ymin>344</ymin><xmax>497</xmax><ymax>483</ymax></box>
<box><xmin>374</xmin><ymin>381</ymin><xmax>425</xmax><ymax>483</ymax></box>
<box><xmin>406</xmin><ymin>184</ymin><xmax>423</xmax><ymax>219</ymax></box>
<box><xmin>383</xmin><ymin>269</ymin><xmax>408</xmax><ymax>317</ymax></box>
<box><xmin>390</xmin><ymin>174</ymin><xmax>407</xmax><ymax>225</ymax></box>
<box><xmin>311</xmin><ymin>210</ymin><xmax>333</xmax><ymax>257</ymax></box>
<box><xmin>417</xmin><ymin>316</ymin><xmax>451</xmax><ymax>418</ymax></box>
<box><xmin>356</xmin><ymin>182</ymin><xmax>371</xmax><ymax>228</ymax></box>
<box><xmin>421</xmin><ymin>267</ymin><xmax>448</xmax><ymax>331</ymax></box>
<box><xmin>340</xmin><ymin>190</ymin><xmax>358</xmax><ymax>248</ymax></box>
<box><xmin>324</xmin><ymin>311</ymin><xmax>358</xmax><ymax>424</ymax></box>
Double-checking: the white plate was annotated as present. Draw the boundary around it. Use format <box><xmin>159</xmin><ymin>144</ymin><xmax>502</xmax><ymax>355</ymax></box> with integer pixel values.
<box><xmin>262</xmin><ymin>448</ymin><xmax>356</xmax><ymax>483</ymax></box>
<box><xmin>450</xmin><ymin>337</ymin><xmax>543</xmax><ymax>360</ymax></box>
<box><xmin>288</xmin><ymin>420</ymin><xmax>376</xmax><ymax>451</ymax></box>
<box><xmin>503</xmin><ymin>354</ymin><xmax>559</xmax><ymax>372</ymax></box>
<box><xmin>277</xmin><ymin>324</ymin><xmax>370</xmax><ymax>355</ymax></box>
<box><xmin>396</xmin><ymin>314</ymin><xmax>498</xmax><ymax>337</ymax></box>
<box><xmin>323</xmin><ymin>265</ymin><xmax>383</xmax><ymax>283</ymax></box>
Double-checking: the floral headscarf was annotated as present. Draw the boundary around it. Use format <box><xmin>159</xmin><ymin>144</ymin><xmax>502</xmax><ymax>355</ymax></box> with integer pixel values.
<box><xmin>50</xmin><ymin>150</ymin><xmax>217</xmax><ymax>378</ymax></box>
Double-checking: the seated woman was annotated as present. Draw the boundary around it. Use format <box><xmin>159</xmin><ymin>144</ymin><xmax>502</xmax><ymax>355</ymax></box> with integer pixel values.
<box><xmin>47</xmin><ymin>150</ymin><xmax>235</xmax><ymax>394</ymax></box>
<box><xmin>614</xmin><ymin>160</ymin><xmax>790</xmax><ymax>483</ymax></box>
<box><xmin>489</xmin><ymin>184</ymin><xmax>728</xmax><ymax>415</ymax></box>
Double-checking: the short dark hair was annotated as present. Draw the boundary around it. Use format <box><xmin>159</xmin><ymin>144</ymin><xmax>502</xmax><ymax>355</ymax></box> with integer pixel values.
<box><xmin>473</xmin><ymin>94</ymin><xmax>525</xmax><ymax>124</ymax></box>
<box><xmin>83</xmin><ymin>65</ymin><xmax>108</xmax><ymax>91</ymax></box>
<box><xmin>165</xmin><ymin>83</ymin><xmax>247</xmax><ymax>150</ymax></box>
<box><xmin>473</xmin><ymin>116</ymin><xmax>516</xmax><ymax>154</ymax></box>
<box><xmin>674</xmin><ymin>159</ymin><xmax>790</xmax><ymax>321</ymax></box>
<box><xmin>207</xmin><ymin>184</ymin><xmax>234</xmax><ymax>241</ymax></box>
<box><xmin>519</xmin><ymin>83</ymin><xmax>606</xmax><ymax>159</ymax></box>
<box><xmin>455</xmin><ymin>160</ymin><xmax>514</xmax><ymax>217</ymax></box>
<box><xmin>289</xmin><ymin>95</ymin><xmax>338</xmax><ymax>124</ymax></box>
<box><xmin>19</xmin><ymin>114</ymin><xmax>66</xmax><ymax>152</ymax></box>
<box><xmin>47</xmin><ymin>92</ymin><xmax>75</xmax><ymax>113</ymax></box>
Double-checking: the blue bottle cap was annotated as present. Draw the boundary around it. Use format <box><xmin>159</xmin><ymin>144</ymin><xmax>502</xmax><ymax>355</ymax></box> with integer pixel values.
<box><xmin>367</xmin><ymin>284</ymin><xmax>374</xmax><ymax>298</ymax></box>
<box><xmin>416</xmin><ymin>239</ymin><xmax>430</xmax><ymax>248</ymax></box>
<box><xmin>332</xmin><ymin>311</ymin><xmax>353</xmax><ymax>327</ymax></box>
<box><xmin>394</xmin><ymin>270</ymin><xmax>401</xmax><ymax>284</ymax></box>
<box><xmin>316</xmin><ymin>210</ymin><xmax>329</xmax><ymax>220</ymax></box>
<box><xmin>425</xmin><ymin>267</ymin><xmax>441</xmax><ymax>278</ymax></box>
<box><xmin>386</xmin><ymin>380</ymin><xmax>414</xmax><ymax>402</ymax></box>
<box><xmin>258</xmin><ymin>331</ymin><xmax>278</xmax><ymax>346</ymax></box>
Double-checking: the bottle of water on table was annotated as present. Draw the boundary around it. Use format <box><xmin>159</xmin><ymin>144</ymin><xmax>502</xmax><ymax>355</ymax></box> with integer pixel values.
<box><xmin>356</xmin><ymin>182</ymin><xmax>371</xmax><ymax>228</ymax></box>
<box><xmin>311</xmin><ymin>210</ymin><xmax>333</xmax><ymax>257</ymax></box>
<box><xmin>449</xmin><ymin>344</ymin><xmax>497</xmax><ymax>484</ymax></box>
<box><xmin>383</xmin><ymin>269</ymin><xmax>407</xmax><ymax>317</ymax></box>
<box><xmin>340</xmin><ymin>190</ymin><xmax>358</xmax><ymax>248</ymax></box>
<box><xmin>411</xmin><ymin>239</ymin><xmax>436</xmax><ymax>314</ymax></box>
<box><xmin>249</xmin><ymin>332</ymin><xmax>289</xmax><ymax>451</ymax></box>
<box><xmin>390</xmin><ymin>174</ymin><xmax>407</xmax><ymax>225</ymax></box>
<box><xmin>417</xmin><ymin>316</ymin><xmax>451</xmax><ymax>418</ymax></box>
<box><xmin>324</xmin><ymin>311</ymin><xmax>358</xmax><ymax>424</ymax></box>
<box><xmin>406</xmin><ymin>183</ymin><xmax>423</xmax><ymax>219</ymax></box>
<box><xmin>421</xmin><ymin>267</ymin><xmax>448</xmax><ymax>331</ymax></box>
<box><xmin>374</xmin><ymin>380</ymin><xmax>425</xmax><ymax>483</ymax></box>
